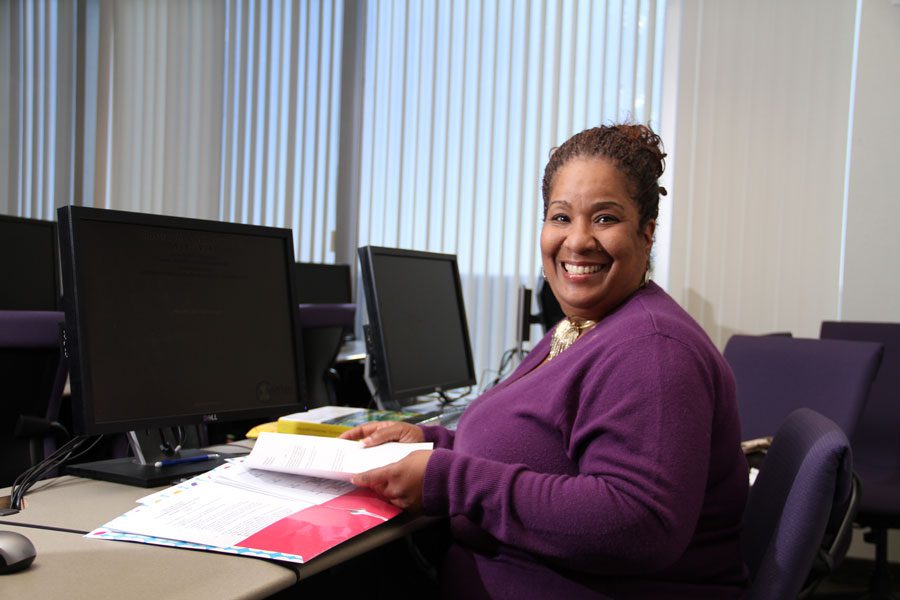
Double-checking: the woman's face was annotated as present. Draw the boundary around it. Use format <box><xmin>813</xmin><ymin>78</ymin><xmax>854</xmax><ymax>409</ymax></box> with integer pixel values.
<box><xmin>541</xmin><ymin>157</ymin><xmax>655</xmax><ymax>321</ymax></box>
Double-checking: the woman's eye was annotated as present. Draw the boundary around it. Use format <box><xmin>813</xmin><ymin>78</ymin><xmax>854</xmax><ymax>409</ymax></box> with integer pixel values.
<box><xmin>549</xmin><ymin>213</ymin><xmax>569</xmax><ymax>223</ymax></box>
<box><xmin>596</xmin><ymin>214</ymin><xmax>618</xmax><ymax>224</ymax></box>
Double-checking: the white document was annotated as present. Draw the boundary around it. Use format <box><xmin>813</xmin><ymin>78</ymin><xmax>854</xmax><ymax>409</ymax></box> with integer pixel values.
<box><xmin>245</xmin><ymin>431</ymin><xmax>433</xmax><ymax>481</ymax></box>
<box><xmin>278</xmin><ymin>405</ymin><xmax>363</xmax><ymax>423</ymax></box>
<box><xmin>103</xmin><ymin>479</ymin><xmax>298</xmax><ymax>549</ymax></box>
<box><xmin>212</xmin><ymin>459</ymin><xmax>355</xmax><ymax>503</ymax></box>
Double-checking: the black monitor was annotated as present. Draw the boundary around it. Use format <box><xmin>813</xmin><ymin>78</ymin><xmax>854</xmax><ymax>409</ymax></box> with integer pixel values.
<box><xmin>358</xmin><ymin>246</ymin><xmax>476</xmax><ymax>409</ymax></box>
<box><xmin>516</xmin><ymin>280</ymin><xmax>564</xmax><ymax>349</ymax></box>
<box><xmin>516</xmin><ymin>286</ymin><xmax>539</xmax><ymax>346</ymax></box>
<box><xmin>0</xmin><ymin>214</ymin><xmax>60</xmax><ymax>310</ymax></box>
<box><xmin>536</xmin><ymin>276</ymin><xmax>565</xmax><ymax>331</ymax></box>
<box><xmin>293</xmin><ymin>262</ymin><xmax>352</xmax><ymax>304</ymax></box>
<box><xmin>57</xmin><ymin>206</ymin><xmax>306</xmax><ymax>486</ymax></box>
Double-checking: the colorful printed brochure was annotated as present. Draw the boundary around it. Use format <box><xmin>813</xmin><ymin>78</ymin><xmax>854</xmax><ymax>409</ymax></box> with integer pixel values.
<box><xmin>85</xmin><ymin>456</ymin><xmax>413</xmax><ymax>563</ymax></box>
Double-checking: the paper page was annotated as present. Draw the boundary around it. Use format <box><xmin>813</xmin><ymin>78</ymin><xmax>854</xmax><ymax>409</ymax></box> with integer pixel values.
<box><xmin>278</xmin><ymin>405</ymin><xmax>362</xmax><ymax>423</ymax></box>
<box><xmin>211</xmin><ymin>459</ymin><xmax>355</xmax><ymax>503</ymax></box>
<box><xmin>245</xmin><ymin>432</ymin><xmax>433</xmax><ymax>481</ymax></box>
<box><xmin>102</xmin><ymin>481</ymin><xmax>298</xmax><ymax>549</ymax></box>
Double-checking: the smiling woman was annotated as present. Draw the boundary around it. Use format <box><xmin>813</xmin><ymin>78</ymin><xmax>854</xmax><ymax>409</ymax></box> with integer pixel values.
<box><xmin>538</xmin><ymin>125</ymin><xmax>666</xmax><ymax>360</ymax></box>
<box><xmin>340</xmin><ymin>124</ymin><xmax>750</xmax><ymax>598</ymax></box>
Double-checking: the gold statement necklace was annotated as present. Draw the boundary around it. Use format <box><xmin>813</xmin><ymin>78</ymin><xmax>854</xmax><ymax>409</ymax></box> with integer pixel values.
<box><xmin>548</xmin><ymin>317</ymin><xmax>597</xmax><ymax>360</ymax></box>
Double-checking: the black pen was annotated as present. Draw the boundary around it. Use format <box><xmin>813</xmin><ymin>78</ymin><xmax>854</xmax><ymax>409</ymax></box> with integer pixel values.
<box><xmin>153</xmin><ymin>453</ymin><xmax>221</xmax><ymax>468</ymax></box>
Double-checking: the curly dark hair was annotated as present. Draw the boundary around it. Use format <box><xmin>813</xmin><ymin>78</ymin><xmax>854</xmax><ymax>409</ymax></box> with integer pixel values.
<box><xmin>541</xmin><ymin>123</ymin><xmax>667</xmax><ymax>228</ymax></box>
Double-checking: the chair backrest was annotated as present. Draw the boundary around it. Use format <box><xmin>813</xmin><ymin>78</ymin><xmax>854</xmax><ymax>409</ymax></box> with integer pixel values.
<box><xmin>297</xmin><ymin>303</ymin><xmax>355</xmax><ymax>408</ymax></box>
<box><xmin>0</xmin><ymin>310</ymin><xmax>68</xmax><ymax>487</ymax></box>
<box><xmin>723</xmin><ymin>334</ymin><xmax>883</xmax><ymax>440</ymax></box>
<box><xmin>743</xmin><ymin>408</ymin><xmax>858</xmax><ymax>599</ymax></box>
<box><xmin>820</xmin><ymin>321</ymin><xmax>900</xmax><ymax>470</ymax></box>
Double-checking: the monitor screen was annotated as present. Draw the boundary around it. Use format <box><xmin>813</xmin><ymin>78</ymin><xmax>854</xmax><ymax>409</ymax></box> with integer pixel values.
<box><xmin>516</xmin><ymin>285</ymin><xmax>534</xmax><ymax>344</ymax></box>
<box><xmin>58</xmin><ymin>206</ymin><xmax>306</xmax><ymax>438</ymax></box>
<box><xmin>0</xmin><ymin>214</ymin><xmax>60</xmax><ymax>310</ymax></box>
<box><xmin>358</xmin><ymin>246</ymin><xmax>476</xmax><ymax>405</ymax></box>
<box><xmin>294</xmin><ymin>262</ymin><xmax>352</xmax><ymax>304</ymax></box>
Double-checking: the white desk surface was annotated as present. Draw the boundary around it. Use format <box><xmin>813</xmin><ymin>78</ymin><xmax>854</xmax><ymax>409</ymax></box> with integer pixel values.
<box><xmin>0</xmin><ymin>474</ymin><xmax>439</xmax><ymax>590</ymax></box>
<box><xmin>0</xmin><ymin>524</ymin><xmax>297</xmax><ymax>600</ymax></box>
<box><xmin>1</xmin><ymin>475</ymin><xmax>161</xmax><ymax>532</ymax></box>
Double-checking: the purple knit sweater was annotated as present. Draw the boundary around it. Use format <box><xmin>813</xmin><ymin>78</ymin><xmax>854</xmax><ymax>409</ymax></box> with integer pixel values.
<box><xmin>420</xmin><ymin>283</ymin><xmax>749</xmax><ymax>599</ymax></box>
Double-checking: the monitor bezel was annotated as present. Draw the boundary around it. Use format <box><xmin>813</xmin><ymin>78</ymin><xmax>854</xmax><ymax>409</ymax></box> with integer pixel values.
<box><xmin>57</xmin><ymin>205</ymin><xmax>307</xmax><ymax>436</ymax></box>
<box><xmin>357</xmin><ymin>245</ymin><xmax>476</xmax><ymax>403</ymax></box>
<box><xmin>0</xmin><ymin>213</ymin><xmax>61</xmax><ymax>311</ymax></box>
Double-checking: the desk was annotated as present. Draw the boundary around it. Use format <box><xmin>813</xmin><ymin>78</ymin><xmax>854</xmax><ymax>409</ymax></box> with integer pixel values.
<box><xmin>0</xmin><ymin>524</ymin><xmax>296</xmax><ymax>600</ymax></box>
<box><xmin>0</xmin><ymin>475</ymin><xmax>438</xmax><ymax>595</ymax></box>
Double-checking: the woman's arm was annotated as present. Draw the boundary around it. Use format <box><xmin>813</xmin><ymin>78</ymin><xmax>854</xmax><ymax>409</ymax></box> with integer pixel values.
<box><xmin>423</xmin><ymin>336</ymin><xmax>718</xmax><ymax>574</ymax></box>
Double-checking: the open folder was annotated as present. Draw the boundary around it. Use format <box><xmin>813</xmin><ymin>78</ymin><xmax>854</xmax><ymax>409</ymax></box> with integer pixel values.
<box><xmin>86</xmin><ymin>435</ymin><xmax>432</xmax><ymax>564</ymax></box>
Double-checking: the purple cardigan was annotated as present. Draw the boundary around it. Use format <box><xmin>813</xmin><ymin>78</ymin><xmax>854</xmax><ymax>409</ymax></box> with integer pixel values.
<box><xmin>421</xmin><ymin>283</ymin><xmax>749</xmax><ymax>598</ymax></box>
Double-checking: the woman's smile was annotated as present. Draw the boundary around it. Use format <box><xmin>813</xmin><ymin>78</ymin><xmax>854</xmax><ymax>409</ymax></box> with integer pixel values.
<box><xmin>562</xmin><ymin>262</ymin><xmax>607</xmax><ymax>276</ymax></box>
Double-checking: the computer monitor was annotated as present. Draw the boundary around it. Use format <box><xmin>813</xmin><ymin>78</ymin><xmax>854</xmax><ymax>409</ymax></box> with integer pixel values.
<box><xmin>57</xmin><ymin>206</ymin><xmax>306</xmax><ymax>486</ymax></box>
<box><xmin>0</xmin><ymin>214</ymin><xmax>60</xmax><ymax>310</ymax></box>
<box><xmin>536</xmin><ymin>276</ymin><xmax>565</xmax><ymax>331</ymax></box>
<box><xmin>293</xmin><ymin>262</ymin><xmax>352</xmax><ymax>304</ymax></box>
<box><xmin>357</xmin><ymin>246</ymin><xmax>476</xmax><ymax>409</ymax></box>
<box><xmin>516</xmin><ymin>286</ymin><xmax>542</xmax><ymax>346</ymax></box>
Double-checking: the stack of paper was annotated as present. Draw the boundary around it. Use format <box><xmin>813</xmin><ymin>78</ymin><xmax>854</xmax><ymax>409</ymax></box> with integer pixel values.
<box><xmin>86</xmin><ymin>434</ymin><xmax>432</xmax><ymax>563</ymax></box>
<box><xmin>275</xmin><ymin>405</ymin><xmax>424</xmax><ymax>437</ymax></box>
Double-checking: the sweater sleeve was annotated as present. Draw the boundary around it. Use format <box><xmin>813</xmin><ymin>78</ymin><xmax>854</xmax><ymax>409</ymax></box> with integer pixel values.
<box><xmin>422</xmin><ymin>335</ymin><xmax>717</xmax><ymax>574</ymax></box>
<box><xmin>420</xmin><ymin>424</ymin><xmax>455</xmax><ymax>449</ymax></box>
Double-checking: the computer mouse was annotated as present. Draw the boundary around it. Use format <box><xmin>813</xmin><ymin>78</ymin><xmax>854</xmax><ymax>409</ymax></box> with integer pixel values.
<box><xmin>0</xmin><ymin>530</ymin><xmax>37</xmax><ymax>574</ymax></box>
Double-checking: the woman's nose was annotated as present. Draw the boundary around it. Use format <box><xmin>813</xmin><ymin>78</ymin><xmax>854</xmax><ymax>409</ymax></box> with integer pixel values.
<box><xmin>564</xmin><ymin>221</ymin><xmax>599</xmax><ymax>254</ymax></box>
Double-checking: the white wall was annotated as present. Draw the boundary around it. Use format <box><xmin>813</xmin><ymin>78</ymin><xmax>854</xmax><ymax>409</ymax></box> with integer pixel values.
<box><xmin>665</xmin><ymin>0</ymin><xmax>857</xmax><ymax>349</ymax></box>
<box><xmin>666</xmin><ymin>0</ymin><xmax>900</xmax><ymax>343</ymax></box>
<box><xmin>841</xmin><ymin>0</ymin><xmax>900</xmax><ymax>322</ymax></box>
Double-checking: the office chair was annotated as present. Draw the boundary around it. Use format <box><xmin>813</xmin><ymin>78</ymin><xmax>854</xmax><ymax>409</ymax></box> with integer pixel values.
<box><xmin>821</xmin><ymin>321</ymin><xmax>900</xmax><ymax>599</ymax></box>
<box><xmin>298</xmin><ymin>303</ymin><xmax>356</xmax><ymax>408</ymax></box>
<box><xmin>0</xmin><ymin>310</ymin><xmax>68</xmax><ymax>487</ymax></box>
<box><xmin>723</xmin><ymin>334</ymin><xmax>883</xmax><ymax>441</ymax></box>
<box><xmin>743</xmin><ymin>408</ymin><xmax>859</xmax><ymax>599</ymax></box>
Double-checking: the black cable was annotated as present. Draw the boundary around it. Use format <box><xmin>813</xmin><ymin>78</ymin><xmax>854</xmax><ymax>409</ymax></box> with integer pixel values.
<box><xmin>10</xmin><ymin>437</ymin><xmax>85</xmax><ymax>508</ymax></box>
<box><xmin>485</xmin><ymin>347</ymin><xmax>520</xmax><ymax>391</ymax></box>
<box><xmin>10</xmin><ymin>434</ymin><xmax>102</xmax><ymax>510</ymax></box>
<box><xmin>10</xmin><ymin>436</ymin><xmax>85</xmax><ymax>499</ymax></box>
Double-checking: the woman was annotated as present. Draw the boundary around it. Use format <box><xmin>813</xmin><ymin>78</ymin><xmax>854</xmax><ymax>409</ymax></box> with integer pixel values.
<box><xmin>342</xmin><ymin>124</ymin><xmax>749</xmax><ymax>598</ymax></box>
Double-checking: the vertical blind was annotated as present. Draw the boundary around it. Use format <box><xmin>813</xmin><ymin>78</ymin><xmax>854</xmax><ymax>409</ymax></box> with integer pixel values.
<box><xmin>220</xmin><ymin>0</ymin><xmax>344</xmax><ymax>263</ymax></box>
<box><xmin>0</xmin><ymin>0</ymin><xmax>78</xmax><ymax>220</ymax></box>
<box><xmin>355</xmin><ymin>0</ymin><xmax>667</xmax><ymax>383</ymax></box>
<box><xmin>92</xmin><ymin>1</ymin><xmax>227</xmax><ymax>218</ymax></box>
<box><xmin>2</xmin><ymin>0</ymin><xmax>667</xmax><ymax>389</ymax></box>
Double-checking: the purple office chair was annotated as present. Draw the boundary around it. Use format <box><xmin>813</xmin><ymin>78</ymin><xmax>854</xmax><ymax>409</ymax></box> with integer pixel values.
<box><xmin>821</xmin><ymin>321</ymin><xmax>900</xmax><ymax>598</ymax></box>
<box><xmin>297</xmin><ymin>303</ymin><xmax>355</xmax><ymax>408</ymax></box>
<box><xmin>0</xmin><ymin>310</ymin><xmax>68</xmax><ymax>486</ymax></box>
<box><xmin>723</xmin><ymin>334</ymin><xmax>883</xmax><ymax>441</ymax></box>
<box><xmin>743</xmin><ymin>408</ymin><xmax>859</xmax><ymax>599</ymax></box>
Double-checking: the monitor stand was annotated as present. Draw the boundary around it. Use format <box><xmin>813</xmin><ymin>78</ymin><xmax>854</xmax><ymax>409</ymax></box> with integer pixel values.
<box><xmin>66</xmin><ymin>430</ymin><xmax>227</xmax><ymax>488</ymax></box>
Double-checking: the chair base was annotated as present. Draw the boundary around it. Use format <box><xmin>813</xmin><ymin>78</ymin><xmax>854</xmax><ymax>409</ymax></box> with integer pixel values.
<box><xmin>861</xmin><ymin>527</ymin><xmax>897</xmax><ymax>600</ymax></box>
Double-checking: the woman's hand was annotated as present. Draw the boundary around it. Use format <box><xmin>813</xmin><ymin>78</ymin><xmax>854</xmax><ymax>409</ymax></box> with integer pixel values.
<box><xmin>339</xmin><ymin>421</ymin><xmax>425</xmax><ymax>447</ymax></box>
<box><xmin>350</xmin><ymin>449</ymin><xmax>433</xmax><ymax>511</ymax></box>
